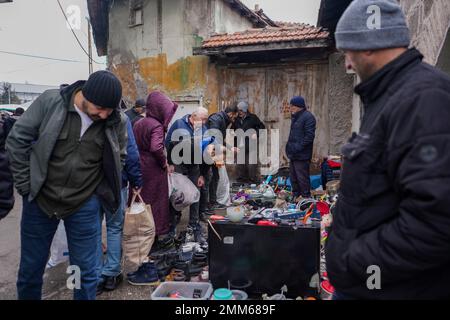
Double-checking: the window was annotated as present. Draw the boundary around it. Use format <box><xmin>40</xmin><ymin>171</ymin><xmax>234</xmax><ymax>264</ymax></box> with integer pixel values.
<box><xmin>129</xmin><ymin>0</ymin><xmax>143</xmax><ymax>27</ymax></box>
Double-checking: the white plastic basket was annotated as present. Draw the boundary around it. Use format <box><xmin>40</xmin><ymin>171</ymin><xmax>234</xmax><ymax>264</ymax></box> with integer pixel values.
<box><xmin>151</xmin><ymin>282</ymin><xmax>213</xmax><ymax>300</ymax></box>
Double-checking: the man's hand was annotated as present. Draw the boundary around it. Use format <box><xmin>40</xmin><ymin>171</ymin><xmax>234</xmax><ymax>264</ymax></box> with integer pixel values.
<box><xmin>168</xmin><ymin>165</ymin><xmax>175</xmax><ymax>174</ymax></box>
<box><xmin>197</xmin><ymin>176</ymin><xmax>205</xmax><ymax>188</ymax></box>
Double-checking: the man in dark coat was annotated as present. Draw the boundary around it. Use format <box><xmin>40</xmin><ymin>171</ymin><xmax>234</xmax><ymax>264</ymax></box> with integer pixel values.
<box><xmin>206</xmin><ymin>105</ymin><xmax>239</xmax><ymax>209</ymax></box>
<box><xmin>0</xmin><ymin>117</ymin><xmax>14</xmax><ymax>221</ymax></box>
<box><xmin>3</xmin><ymin>107</ymin><xmax>25</xmax><ymax>137</ymax></box>
<box><xmin>6</xmin><ymin>70</ymin><xmax>127</xmax><ymax>300</ymax></box>
<box><xmin>327</xmin><ymin>0</ymin><xmax>450</xmax><ymax>300</ymax></box>
<box><xmin>286</xmin><ymin>96</ymin><xmax>316</xmax><ymax>199</ymax></box>
<box><xmin>165</xmin><ymin>107</ymin><xmax>211</xmax><ymax>244</ymax></box>
<box><xmin>125</xmin><ymin>98</ymin><xmax>146</xmax><ymax>127</ymax></box>
<box><xmin>233</xmin><ymin>101</ymin><xmax>266</xmax><ymax>183</ymax></box>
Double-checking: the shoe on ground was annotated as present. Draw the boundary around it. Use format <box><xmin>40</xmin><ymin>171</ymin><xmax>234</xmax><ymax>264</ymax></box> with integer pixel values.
<box><xmin>212</xmin><ymin>203</ymin><xmax>227</xmax><ymax>210</ymax></box>
<box><xmin>127</xmin><ymin>262</ymin><xmax>147</xmax><ymax>279</ymax></box>
<box><xmin>193</xmin><ymin>227</ymin><xmax>207</xmax><ymax>245</ymax></box>
<box><xmin>103</xmin><ymin>273</ymin><xmax>123</xmax><ymax>291</ymax></box>
<box><xmin>150</xmin><ymin>236</ymin><xmax>175</xmax><ymax>255</ymax></box>
<box><xmin>96</xmin><ymin>277</ymin><xmax>106</xmax><ymax>296</ymax></box>
<box><xmin>128</xmin><ymin>262</ymin><xmax>160</xmax><ymax>286</ymax></box>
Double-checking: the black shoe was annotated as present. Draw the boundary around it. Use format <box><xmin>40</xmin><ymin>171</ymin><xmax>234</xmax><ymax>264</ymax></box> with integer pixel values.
<box><xmin>96</xmin><ymin>281</ymin><xmax>105</xmax><ymax>296</ymax></box>
<box><xmin>173</xmin><ymin>260</ymin><xmax>191</xmax><ymax>281</ymax></box>
<box><xmin>150</xmin><ymin>237</ymin><xmax>175</xmax><ymax>255</ymax></box>
<box><xmin>103</xmin><ymin>274</ymin><xmax>123</xmax><ymax>291</ymax></box>
<box><xmin>192</xmin><ymin>253</ymin><xmax>208</xmax><ymax>268</ymax></box>
<box><xmin>212</xmin><ymin>203</ymin><xmax>227</xmax><ymax>210</ymax></box>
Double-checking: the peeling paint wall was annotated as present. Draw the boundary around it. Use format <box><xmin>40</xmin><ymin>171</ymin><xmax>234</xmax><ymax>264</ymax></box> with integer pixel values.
<box><xmin>399</xmin><ymin>0</ymin><xmax>450</xmax><ymax>65</ymax></box>
<box><xmin>214</xmin><ymin>0</ymin><xmax>254</xmax><ymax>34</ymax></box>
<box><xmin>218</xmin><ymin>61</ymin><xmax>331</xmax><ymax>168</ymax></box>
<box><xmin>107</xmin><ymin>0</ymin><xmax>252</xmax><ymax>111</ymax></box>
<box><xmin>328</xmin><ymin>52</ymin><xmax>355</xmax><ymax>154</ymax></box>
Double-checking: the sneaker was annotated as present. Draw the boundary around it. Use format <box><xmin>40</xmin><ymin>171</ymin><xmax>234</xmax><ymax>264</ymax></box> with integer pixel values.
<box><xmin>193</xmin><ymin>228</ymin><xmax>208</xmax><ymax>246</ymax></box>
<box><xmin>127</xmin><ymin>262</ymin><xmax>160</xmax><ymax>286</ymax></box>
<box><xmin>185</xmin><ymin>227</ymin><xmax>196</xmax><ymax>243</ymax></box>
<box><xmin>127</xmin><ymin>263</ymin><xmax>147</xmax><ymax>279</ymax></box>
<box><xmin>103</xmin><ymin>273</ymin><xmax>123</xmax><ymax>291</ymax></box>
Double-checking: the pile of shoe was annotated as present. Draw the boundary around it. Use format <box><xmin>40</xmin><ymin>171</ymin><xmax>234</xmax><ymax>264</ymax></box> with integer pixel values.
<box><xmin>138</xmin><ymin>232</ymin><xmax>208</xmax><ymax>284</ymax></box>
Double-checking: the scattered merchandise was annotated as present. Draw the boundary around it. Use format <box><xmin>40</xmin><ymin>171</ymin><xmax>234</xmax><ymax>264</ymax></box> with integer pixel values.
<box><xmin>145</xmin><ymin>166</ymin><xmax>339</xmax><ymax>300</ymax></box>
<box><xmin>151</xmin><ymin>282</ymin><xmax>213</xmax><ymax>300</ymax></box>
<box><xmin>212</xmin><ymin>288</ymin><xmax>234</xmax><ymax>300</ymax></box>
<box><xmin>226</xmin><ymin>206</ymin><xmax>246</xmax><ymax>223</ymax></box>
<box><xmin>169</xmin><ymin>173</ymin><xmax>201</xmax><ymax>211</ymax></box>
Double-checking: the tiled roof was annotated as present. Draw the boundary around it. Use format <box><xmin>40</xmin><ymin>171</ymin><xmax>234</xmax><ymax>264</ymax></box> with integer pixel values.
<box><xmin>202</xmin><ymin>25</ymin><xmax>330</xmax><ymax>49</ymax></box>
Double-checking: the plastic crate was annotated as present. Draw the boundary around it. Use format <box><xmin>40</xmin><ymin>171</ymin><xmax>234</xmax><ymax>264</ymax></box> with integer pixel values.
<box><xmin>151</xmin><ymin>282</ymin><xmax>213</xmax><ymax>300</ymax></box>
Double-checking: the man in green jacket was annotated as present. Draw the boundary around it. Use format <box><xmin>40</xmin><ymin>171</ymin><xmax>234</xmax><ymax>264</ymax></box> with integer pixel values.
<box><xmin>6</xmin><ymin>70</ymin><xmax>128</xmax><ymax>300</ymax></box>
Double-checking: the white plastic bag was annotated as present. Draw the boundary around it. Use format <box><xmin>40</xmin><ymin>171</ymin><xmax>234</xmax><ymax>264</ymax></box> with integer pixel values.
<box><xmin>168</xmin><ymin>173</ymin><xmax>200</xmax><ymax>211</ymax></box>
<box><xmin>46</xmin><ymin>220</ymin><xmax>69</xmax><ymax>268</ymax></box>
<box><xmin>216</xmin><ymin>166</ymin><xmax>231</xmax><ymax>206</ymax></box>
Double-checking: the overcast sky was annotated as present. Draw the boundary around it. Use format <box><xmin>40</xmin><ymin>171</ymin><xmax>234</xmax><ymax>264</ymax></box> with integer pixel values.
<box><xmin>0</xmin><ymin>0</ymin><xmax>321</xmax><ymax>86</ymax></box>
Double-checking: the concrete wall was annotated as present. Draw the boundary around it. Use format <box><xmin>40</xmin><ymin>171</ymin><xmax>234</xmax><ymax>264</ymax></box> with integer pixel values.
<box><xmin>399</xmin><ymin>0</ymin><xmax>450</xmax><ymax>65</ymax></box>
<box><xmin>214</xmin><ymin>0</ymin><xmax>254</xmax><ymax>34</ymax></box>
<box><xmin>327</xmin><ymin>52</ymin><xmax>355</xmax><ymax>154</ymax></box>
<box><xmin>107</xmin><ymin>0</ymin><xmax>253</xmax><ymax>110</ymax></box>
<box><xmin>436</xmin><ymin>28</ymin><xmax>450</xmax><ymax>75</ymax></box>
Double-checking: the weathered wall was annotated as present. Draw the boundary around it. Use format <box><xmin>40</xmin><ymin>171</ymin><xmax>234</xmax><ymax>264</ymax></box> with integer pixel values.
<box><xmin>218</xmin><ymin>61</ymin><xmax>330</xmax><ymax>168</ymax></box>
<box><xmin>107</xmin><ymin>0</ymin><xmax>256</xmax><ymax>111</ymax></box>
<box><xmin>399</xmin><ymin>0</ymin><xmax>450</xmax><ymax>64</ymax></box>
<box><xmin>214</xmin><ymin>0</ymin><xmax>254</xmax><ymax>34</ymax></box>
<box><xmin>436</xmin><ymin>28</ymin><xmax>450</xmax><ymax>75</ymax></box>
<box><xmin>327</xmin><ymin>52</ymin><xmax>355</xmax><ymax>154</ymax></box>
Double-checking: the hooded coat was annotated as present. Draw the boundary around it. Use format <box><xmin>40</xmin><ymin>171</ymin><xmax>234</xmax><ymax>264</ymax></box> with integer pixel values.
<box><xmin>133</xmin><ymin>92</ymin><xmax>177</xmax><ymax>236</ymax></box>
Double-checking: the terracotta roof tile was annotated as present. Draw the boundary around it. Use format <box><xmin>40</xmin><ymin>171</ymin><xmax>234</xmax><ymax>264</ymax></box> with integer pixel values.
<box><xmin>202</xmin><ymin>25</ymin><xmax>330</xmax><ymax>49</ymax></box>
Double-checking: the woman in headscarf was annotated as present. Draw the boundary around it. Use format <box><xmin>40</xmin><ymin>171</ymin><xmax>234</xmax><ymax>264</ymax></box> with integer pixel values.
<box><xmin>133</xmin><ymin>91</ymin><xmax>177</xmax><ymax>251</ymax></box>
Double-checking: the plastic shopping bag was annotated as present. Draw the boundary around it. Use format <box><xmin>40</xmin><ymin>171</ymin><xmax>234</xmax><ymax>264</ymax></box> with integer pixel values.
<box><xmin>216</xmin><ymin>166</ymin><xmax>231</xmax><ymax>206</ymax></box>
<box><xmin>168</xmin><ymin>173</ymin><xmax>200</xmax><ymax>211</ymax></box>
<box><xmin>46</xmin><ymin>220</ymin><xmax>69</xmax><ymax>268</ymax></box>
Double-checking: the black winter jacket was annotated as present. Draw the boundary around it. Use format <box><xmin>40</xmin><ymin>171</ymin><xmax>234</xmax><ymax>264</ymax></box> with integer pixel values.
<box><xmin>207</xmin><ymin>111</ymin><xmax>231</xmax><ymax>143</ymax></box>
<box><xmin>326</xmin><ymin>48</ymin><xmax>450</xmax><ymax>299</ymax></box>
<box><xmin>232</xmin><ymin>112</ymin><xmax>266</xmax><ymax>150</ymax></box>
<box><xmin>286</xmin><ymin>109</ymin><xmax>316</xmax><ymax>161</ymax></box>
<box><xmin>0</xmin><ymin>122</ymin><xmax>14</xmax><ymax>220</ymax></box>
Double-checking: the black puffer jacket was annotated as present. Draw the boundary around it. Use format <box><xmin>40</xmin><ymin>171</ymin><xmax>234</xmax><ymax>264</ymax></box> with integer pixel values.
<box><xmin>0</xmin><ymin>121</ymin><xmax>14</xmax><ymax>220</ymax></box>
<box><xmin>326</xmin><ymin>49</ymin><xmax>450</xmax><ymax>299</ymax></box>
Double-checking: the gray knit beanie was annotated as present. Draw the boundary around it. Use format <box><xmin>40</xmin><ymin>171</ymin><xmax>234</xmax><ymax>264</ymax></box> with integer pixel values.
<box><xmin>237</xmin><ymin>101</ymin><xmax>249</xmax><ymax>113</ymax></box>
<box><xmin>335</xmin><ymin>0</ymin><xmax>410</xmax><ymax>51</ymax></box>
